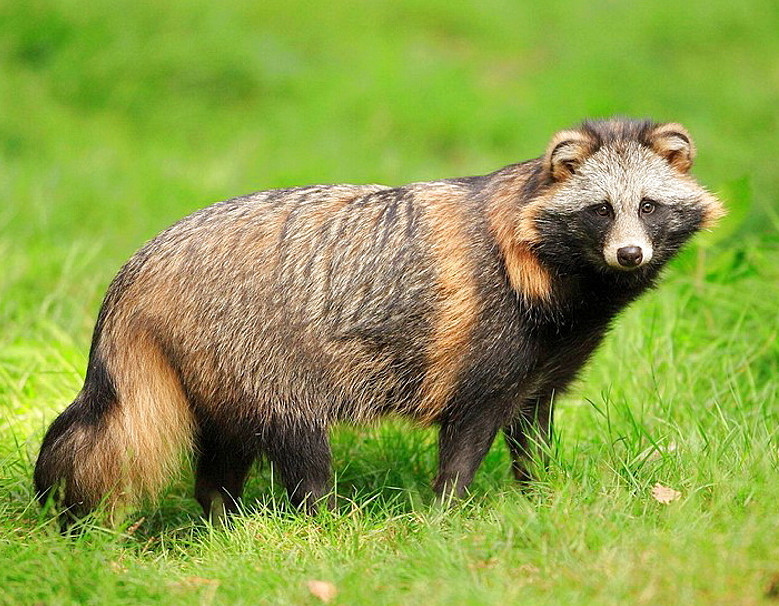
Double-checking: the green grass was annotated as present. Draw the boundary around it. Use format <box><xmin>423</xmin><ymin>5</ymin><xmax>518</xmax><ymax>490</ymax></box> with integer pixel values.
<box><xmin>1</xmin><ymin>0</ymin><xmax>778</xmax><ymax>604</ymax></box>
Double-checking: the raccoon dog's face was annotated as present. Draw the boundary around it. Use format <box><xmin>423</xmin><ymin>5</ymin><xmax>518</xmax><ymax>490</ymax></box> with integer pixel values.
<box><xmin>528</xmin><ymin>120</ymin><xmax>723</xmax><ymax>275</ymax></box>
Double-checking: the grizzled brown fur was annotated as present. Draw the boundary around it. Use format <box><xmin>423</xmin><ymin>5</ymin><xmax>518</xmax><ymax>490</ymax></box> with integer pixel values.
<box><xmin>35</xmin><ymin>118</ymin><xmax>723</xmax><ymax>522</ymax></box>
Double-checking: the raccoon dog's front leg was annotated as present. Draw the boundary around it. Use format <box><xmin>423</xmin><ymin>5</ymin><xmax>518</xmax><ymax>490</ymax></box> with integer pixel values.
<box><xmin>433</xmin><ymin>409</ymin><xmax>506</xmax><ymax>500</ymax></box>
<box><xmin>503</xmin><ymin>393</ymin><xmax>554</xmax><ymax>484</ymax></box>
<box><xmin>264</xmin><ymin>422</ymin><xmax>332</xmax><ymax>514</ymax></box>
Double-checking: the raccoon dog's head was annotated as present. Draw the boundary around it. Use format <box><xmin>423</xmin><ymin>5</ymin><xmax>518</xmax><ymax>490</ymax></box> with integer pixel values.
<box><xmin>525</xmin><ymin>119</ymin><xmax>724</xmax><ymax>276</ymax></box>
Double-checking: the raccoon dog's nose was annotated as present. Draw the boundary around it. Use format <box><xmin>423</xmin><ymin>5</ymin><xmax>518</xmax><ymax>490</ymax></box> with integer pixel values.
<box><xmin>617</xmin><ymin>246</ymin><xmax>643</xmax><ymax>267</ymax></box>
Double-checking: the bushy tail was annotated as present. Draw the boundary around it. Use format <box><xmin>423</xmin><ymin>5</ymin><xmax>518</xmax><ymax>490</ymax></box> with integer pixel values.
<box><xmin>34</xmin><ymin>331</ymin><xmax>195</xmax><ymax>521</ymax></box>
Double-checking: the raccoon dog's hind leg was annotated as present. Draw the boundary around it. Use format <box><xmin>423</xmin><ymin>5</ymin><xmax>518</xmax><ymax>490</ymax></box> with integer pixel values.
<box><xmin>34</xmin><ymin>330</ymin><xmax>196</xmax><ymax>523</ymax></box>
<box><xmin>262</xmin><ymin>420</ymin><xmax>332</xmax><ymax>514</ymax></box>
<box><xmin>194</xmin><ymin>431</ymin><xmax>255</xmax><ymax>521</ymax></box>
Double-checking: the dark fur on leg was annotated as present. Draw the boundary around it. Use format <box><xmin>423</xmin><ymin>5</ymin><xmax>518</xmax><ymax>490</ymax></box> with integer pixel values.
<box><xmin>433</xmin><ymin>404</ymin><xmax>508</xmax><ymax>501</ymax></box>
<box><xmin>263</xmin><ymin>422</ymin><xmax>332</xmax><ymax>514</ymax></box>
<box><xmin>194</xmin><ymin>433</ymin><xmax>255</xmax><ymax>522</ymax></box>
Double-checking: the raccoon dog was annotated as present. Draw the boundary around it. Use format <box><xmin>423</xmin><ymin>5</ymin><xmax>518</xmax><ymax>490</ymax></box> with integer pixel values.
<box><xmin>35</xmin><ymin>118</ymin><xmax>723</xmax><ymax>521</ymax></box>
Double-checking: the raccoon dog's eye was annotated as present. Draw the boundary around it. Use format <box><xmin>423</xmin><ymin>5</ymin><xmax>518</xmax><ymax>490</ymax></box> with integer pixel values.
<box><xmin>592</xmin><ymin>202</ymin><xmax>612</xmax><ymax>217</ymax></box>
<box><xmin>640</xmin><ymin>199</ymin><xmax>657</xmax><ymax>215</ymax></box>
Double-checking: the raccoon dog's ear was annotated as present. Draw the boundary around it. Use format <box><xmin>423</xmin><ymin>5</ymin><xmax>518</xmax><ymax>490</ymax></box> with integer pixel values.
<box><xmin>648</xmin><ymin>123</ymin><xmax>696</xmax><ymax>173</ymax></box>
<box><xmin>545</xmin><ymin>130</ymin><xmax>596</xmax><ymax>182</ymax></box>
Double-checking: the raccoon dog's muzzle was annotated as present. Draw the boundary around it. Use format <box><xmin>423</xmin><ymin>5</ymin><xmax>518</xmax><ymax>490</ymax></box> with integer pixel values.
<box><xmin>603</xmin><ymin>217</ymin><xmax>654</xmax><ymax>270</ymax></box>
